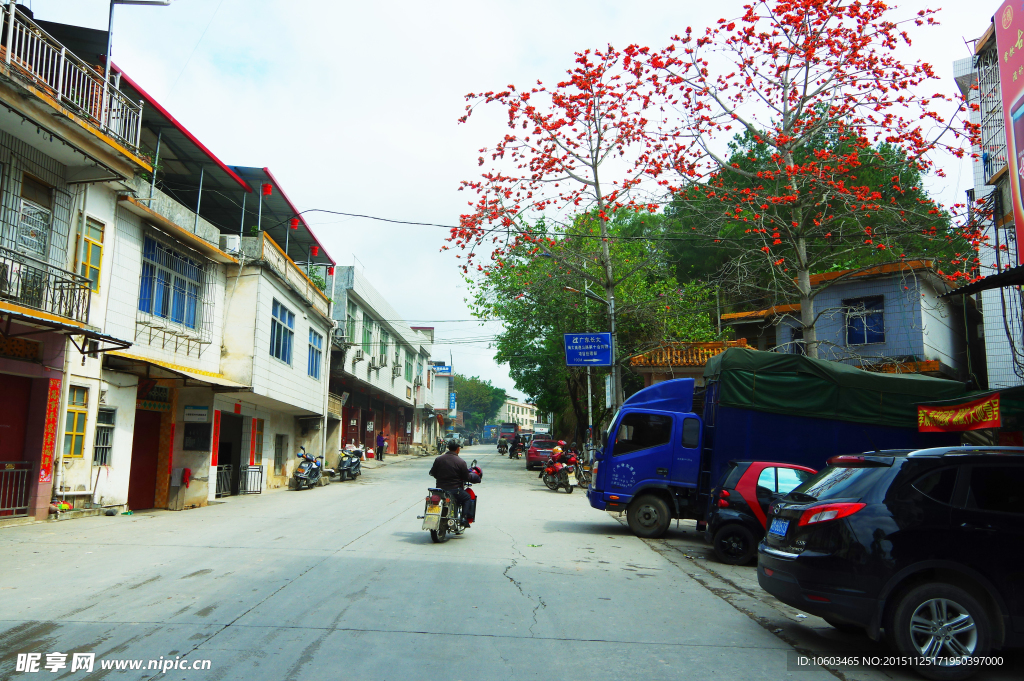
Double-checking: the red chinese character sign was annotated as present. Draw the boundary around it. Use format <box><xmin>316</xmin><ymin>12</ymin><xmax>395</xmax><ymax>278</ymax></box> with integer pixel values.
<box><xmin>997</xmin><ymin>0</ymin><xmax>1024</xmax><ymax>261</ymax></box>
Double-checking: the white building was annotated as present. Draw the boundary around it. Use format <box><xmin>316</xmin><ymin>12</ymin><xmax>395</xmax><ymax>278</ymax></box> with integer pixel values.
<box><xmin>501</xmin><ymin>398</ymin><xmax>538</xmax><ymax>431</ymax></box>
<box><xmin>329</xmin><ymin>267</ymin><xmax>435</xmax><ymax>457</ymax></box>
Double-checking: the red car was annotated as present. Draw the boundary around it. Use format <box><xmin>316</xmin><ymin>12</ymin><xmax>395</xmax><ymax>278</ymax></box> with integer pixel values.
<box><xmin>526</xmin><ymin>439</ymin><xmax>558</xmax><ymax>471</ymax></box>
<box><xmin>704</xmin><ymin>461</ymin><xmax>817</xmax><ymax>565</ymax></box>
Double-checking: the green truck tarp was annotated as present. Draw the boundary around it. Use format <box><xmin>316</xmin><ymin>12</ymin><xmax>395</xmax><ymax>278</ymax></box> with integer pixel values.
<box><xmin>703</xmin><ymin>348</ymin><xmax>966</xmax><ymax>429</ymax></box>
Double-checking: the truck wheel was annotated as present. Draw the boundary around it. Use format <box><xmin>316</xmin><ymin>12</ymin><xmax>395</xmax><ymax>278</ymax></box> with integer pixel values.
<box><xmin>627</xmin><ymin>495</ymin><xmax>671</xmax><ymax>538</ymax></box>
<box><xmin>888</xmin><ymin>582</ymin><xmax>991</xmax><ymax>681</ymax></box>
<box><xmin>712</xmin><ymin>524</ymin><xmax>756</xmax><ymax>565</ymax></box>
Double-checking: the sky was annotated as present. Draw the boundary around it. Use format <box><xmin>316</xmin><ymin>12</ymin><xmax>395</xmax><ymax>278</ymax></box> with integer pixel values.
<box><xmin>29</xmin><ymin>0</ymin><xmax>989</xmax><ymax>400</ymax></box>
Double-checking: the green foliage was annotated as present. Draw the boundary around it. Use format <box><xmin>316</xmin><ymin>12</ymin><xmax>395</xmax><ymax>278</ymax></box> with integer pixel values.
<box><xmin>470</xmin><ymin>212</ymin><xmax>719</xmax><ymax>438</ymax></box>
<box><xmin>451</xmin><ymin>374</ymin><xmax>507</xmax><ymax>433</ymax></box>
<box><xmin>308</xmin><ymin>269</ymin><xmax>327</xmax><ymax>292</ymax></box>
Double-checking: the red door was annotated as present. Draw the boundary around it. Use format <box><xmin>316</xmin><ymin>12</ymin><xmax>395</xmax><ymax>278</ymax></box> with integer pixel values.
<box><xmin>128</xmin><ymin>411</ymin><xmax>162</xmax><ymax>510</ymax></box>
<box><xmin>0</xmin><ymin>375</ymin><xmax>31</xmax><ymax>461</ymax></box>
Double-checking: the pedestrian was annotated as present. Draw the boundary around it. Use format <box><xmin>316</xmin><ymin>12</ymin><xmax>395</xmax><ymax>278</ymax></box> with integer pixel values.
<box><xmin>376</xmin><ymin>431</ymin><xmax>386</xmax><ymax>461</ymax></box>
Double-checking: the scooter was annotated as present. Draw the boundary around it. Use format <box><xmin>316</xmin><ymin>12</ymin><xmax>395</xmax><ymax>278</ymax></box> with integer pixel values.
<box><xmin>335</xmin><ymin>447</ymin><xmax>362</xmax><ymax>481</ymax></box>
<box><xmin>292</xmin><ymin>447</ymin><xmax>323</xmax><ymax>490</ymax></box>
<box><xmin>418</xmin><ymin>460</ymin><xmax>481</xmax><ymax>543</ymax></box>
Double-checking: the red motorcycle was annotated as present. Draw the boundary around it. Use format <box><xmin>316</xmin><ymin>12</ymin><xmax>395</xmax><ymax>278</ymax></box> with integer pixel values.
<box><xmin>539</xmin><ymin>447</ymin><xmax>577</xmax><ymax>493</ymax></box>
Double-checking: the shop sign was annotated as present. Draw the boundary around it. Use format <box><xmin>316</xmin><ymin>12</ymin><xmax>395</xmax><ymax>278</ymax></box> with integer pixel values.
<box><xmin>184</xmin><ymin>405</ymin><xmax>209</xmax><ymax>422</ymax></box>
<box><xmin>918</xmin><ymin>394</ymin><xmax>1001</xmax><ymax>432</ymax></box>
<box><xmin>996</xmin><ymin>0</ymin><xmax>1024</xmax><ymax>261</ymax></box>
<box><xmin>433</xmin><ymin>365</ymin><xmax>452</xmax><ymax>375</ymax></box>
<box><xmin>366</xmin><ymin>421</ymin><xmax>374</xmax><ymax>431</ymax></box>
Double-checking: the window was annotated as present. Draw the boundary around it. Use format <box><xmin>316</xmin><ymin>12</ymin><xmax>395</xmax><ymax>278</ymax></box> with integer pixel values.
<box><xmin>64</xmin><ymin>387</ymin><xmax>88</xmax><ymax>458</ymax></box>
<box><xmin>138</xmin><ymin>236</ymin><xmax>203</xmax><ymax>329</ymax></box>
<box><xmin>909</xmin><ymin>467</ymin><xmax>959</xmax><ymax>505</ymax></box>
<box><xmin>845</xmin><ymin>296</ymin><xmax>885</xmax><ymax>345</ymax></box>
<box><xmin>18</xmin><ymin>174</ymin><xmax>53</xmax><ymax>257</ymax></box>
<box><xmin>308</xmin><ymin>329</ymin><xmax>323</xmax><ymax>379</ymax></box>
<box><xmin>346</xmin><ymin>302</ymin><xmax>357</xmax><ymax>343</ymax></box>
<box><xmin>270</xmin><ymin>299</ymin><xmax>295</xmax><ymax>363</ymax></box>
<box><xmin>613</xmin><ymin>413</ymin><xmax>672</xmax><ymax>456</ymax></box>
<box><xmin>92</xmin><ymin>408</ymin><xmax>115</xmax><ymax>466</ymax></box>
<box><xmin>777</xmin><ymin>467</ymin><xmax>814</xmax><ymax>494</ymax></box>
<box><xmin>254</xmin><ymin>419</ymin><xmax>265</xmax><ymax>465</ymax></box>
<box><xmin>362</xmin><ymin>318</ymin><xmax>374</xmax><ymax>355</ymax></box>
<box><xmin>380</xmin><ymin>330</ymin><xmax>389</xmax><ymax>361</ymax></box>
<box><xmin>274</xmin><ymin>433</ymin><xmax>288</xmax><ymax>476</ymax></box>
<box><xmin>682</xmin><ymin>418</ymin><xmax>700</xmax><ymax>448</ymax></box>
<box><xmin>405</xmin><ymin>356</ymin><xmax>413</xmax><ymax>381</ymax></box>
<box><xmin>79</xmin><ymin>217</ymin><xmax>104</xmax><ymax>292</ymax></box>
<box><xmin>965</xmin><ymin>465</ymin><xmax>1024</xmax><ymax>514</ymax></box>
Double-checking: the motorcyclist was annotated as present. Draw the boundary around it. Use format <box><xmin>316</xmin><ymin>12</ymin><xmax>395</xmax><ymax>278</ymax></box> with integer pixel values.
<box><xmin>428</xmin><ymin>440</ymin><xmax>482</xmax><ymax>523</ymax></box>
<box><xmin>511</xmin><ymin>433</ymin><xmax>524</xmax><ymax>458</ymax></box>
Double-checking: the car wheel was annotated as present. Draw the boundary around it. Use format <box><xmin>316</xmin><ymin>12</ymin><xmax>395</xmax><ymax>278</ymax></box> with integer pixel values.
<box><xmin>712</xmin><ymin>524</ymin><xmax>756</xmax><ymax>565</ymax></box>
<box><xmin>888</xmin><ymin>582</ymin><xmax>991</xmax><ymax>681</ymax></box>
<box><xmin>626</xmin><ymin>495</ymin><xmax>671</xmax><ymax>538</ymax></box>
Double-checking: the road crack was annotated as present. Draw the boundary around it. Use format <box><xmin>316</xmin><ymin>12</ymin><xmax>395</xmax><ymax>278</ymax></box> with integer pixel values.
<box><xmin>496</xmin><ymin>526</ymin><xmax>545</xmax><ymax>637</ymax></box>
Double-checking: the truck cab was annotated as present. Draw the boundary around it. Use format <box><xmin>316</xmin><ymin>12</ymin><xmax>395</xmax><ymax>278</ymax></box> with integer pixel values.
<box><xmin>587</xmin><ymin>379</ymin><xmax>703</xmax><ymax>537</ymax></box>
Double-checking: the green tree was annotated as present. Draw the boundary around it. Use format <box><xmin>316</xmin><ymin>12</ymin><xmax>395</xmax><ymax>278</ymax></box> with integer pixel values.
<box><xmin>451</xmin><ymin>374</ymin><xmax>507</xmax><ymax>434</ymax></box>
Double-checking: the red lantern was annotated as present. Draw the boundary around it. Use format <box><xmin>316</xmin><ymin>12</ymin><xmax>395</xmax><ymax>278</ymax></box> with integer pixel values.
<box><xmin>289</xmin><ymin>218</ymin><xmax>299</xmax><ymax>230</ymax></box>
<box><xmin>327</xmin><ymin>266</ymin><xmax>335</xmax><ymax>275</ymax></box>
<box><xmin>261</xmin><ymin>183</ymin><xmax>272</xmax><ymax>196</ymax></box>
<box><xmin>311</xmin><ymin>245</ymin><xmax>319</xmax><ymax>257</ymax></box>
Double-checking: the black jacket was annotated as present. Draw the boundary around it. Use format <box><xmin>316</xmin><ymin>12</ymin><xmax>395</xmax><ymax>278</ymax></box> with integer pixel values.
<box><xmin>429</xmin><ymin>452</ymin><xmax>480</xmax><ymax>490</ymax></box>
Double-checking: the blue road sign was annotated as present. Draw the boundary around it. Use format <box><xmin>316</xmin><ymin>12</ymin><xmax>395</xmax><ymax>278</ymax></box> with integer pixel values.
<box><xmin>564</xmin><ymin>333</ymin><xmax>613</xmax><ymax>366</ymax></box>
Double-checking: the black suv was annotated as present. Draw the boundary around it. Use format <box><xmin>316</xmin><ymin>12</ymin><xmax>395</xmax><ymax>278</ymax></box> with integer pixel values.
<box><xmin>757</xmin><ymin>447</ymin><xmax>1024</xmax><ymax>680</ymax></box>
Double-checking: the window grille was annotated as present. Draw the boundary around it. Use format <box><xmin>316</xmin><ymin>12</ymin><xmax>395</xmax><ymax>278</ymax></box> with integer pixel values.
<box><xmin>308</xmin><ymin>328</ymin><xmax>323</xmax><ymax>379</ymax></box>
<box><xmin>270</xmin><ymin>299</ymin><xmax>295</xmax><ymax>363</ymax></box>
<box><xmin>138</xmin><ymin>236</ymin><xmax>203</xmax><ymax>329</ymax></box>
<box><xmin>93</xmin><ymin>408</ymin><xmax>115</xmax><ymax>466</ymax></box>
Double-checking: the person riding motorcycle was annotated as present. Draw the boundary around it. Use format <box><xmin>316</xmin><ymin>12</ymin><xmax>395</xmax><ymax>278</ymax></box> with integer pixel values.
<box><xmin>510</xmin><ymin>433</ymin><xmax>524</xmax><ymax>458</ymax></box>
<box><xmin>428</xmin><ymin>440</ymin><xmax>482</xmax><ymax>523</ymax></box>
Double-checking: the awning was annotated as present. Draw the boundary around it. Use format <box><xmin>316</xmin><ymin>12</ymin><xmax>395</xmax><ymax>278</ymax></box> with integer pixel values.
<box><xmin>105</xmin><ymin>351</ymin><xmax>251</xmax><ymax>391</ymax></box>
<box><xmin>941</xmin><ymin>263</ymin><xmax>1024</xmax><ymax>298</ymax></box>
<box><xmin>1</xmin><ymin>301</ymin><xmax>131</xmax><ymax>354</ymax></box>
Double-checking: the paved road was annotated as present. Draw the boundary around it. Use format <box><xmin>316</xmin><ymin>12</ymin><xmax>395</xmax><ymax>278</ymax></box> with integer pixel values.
<box><xmin>0</xmin><ymin>445</ymin><xmax>1017</xmax><ymax>680</ymax></box>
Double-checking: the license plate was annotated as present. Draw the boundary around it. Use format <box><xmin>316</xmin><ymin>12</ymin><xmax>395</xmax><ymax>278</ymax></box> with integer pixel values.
<box><xmin>426</xmin><ymin>505</ymin><xmax>441</xmax><ymax>515</ymax></box>
<box><xmin>768</xmin><ymin>518</ymin><xmax>789</xmax><ymax>537</ymax></box>
<box><xmin>568</xmin><ymin>475</ymin><xmax>577</xmax><ymax>486</ymax></box>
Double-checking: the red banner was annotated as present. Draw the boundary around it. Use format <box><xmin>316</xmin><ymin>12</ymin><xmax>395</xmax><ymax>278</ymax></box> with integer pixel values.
<box><xmin>211</xmin><ymin>410</ymin><xmax>221</xmax><ymax>466</ymax></box>
<box><xmin>39</xmin><ymin>378</ymin><xmax>62</xmax><ymax>483</ymax></box>
<box><xmin>249</xmin><ymin>417</ymin><xmax>257</xmax><ymax>465</ymax></box>
<box><xmin>918</xmin><ymin>394</ymin><xmax>1001</xmax><ymax>432</ymax></box>
<box><xmin>996</xmin><ymin>0</ymin><xmax>1024</xmax><ymax>262</ymax></box>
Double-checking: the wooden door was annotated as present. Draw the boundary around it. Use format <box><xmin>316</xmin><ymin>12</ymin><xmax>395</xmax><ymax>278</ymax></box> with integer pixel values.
<box><xmin>128</xmin><ymin>410</ymin><xmax>162</xmax><ymax>510</ymax></box>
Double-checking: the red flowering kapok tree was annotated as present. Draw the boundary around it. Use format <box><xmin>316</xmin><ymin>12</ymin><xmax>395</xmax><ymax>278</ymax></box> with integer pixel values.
<box><xmin>644</xmin><ymin>0</ymin><xmax>978</xmax><ymax>358</ymax></box>
<box><xmin>451</xmin><ymin>46</ymin><xmax>665</xmax><ymax>405</ymax></box>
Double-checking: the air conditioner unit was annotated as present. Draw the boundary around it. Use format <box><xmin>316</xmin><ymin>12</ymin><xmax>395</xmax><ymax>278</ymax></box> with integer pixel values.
<box><xmin>392</xmin><ymin>365</ymin><xmax>402</xmax><ymax>378</ymax></box>
<box><xmin>368</xmin><ymin>358</ymin><xmax>379</xmax><ymax>370</ymax></box>
<box><xmin>379</xmin><ymin>355</ymin><xmax>388</xmax><ymax>367</ymax></box>
<box><xmin>219</xmin><ymin>234</ymin><xmax>241</xmax><ymax>254</ymax></box>
<box><xmin>394</xmin><ymin>350</ymin><xmax>401</xmax><ymax>365</ymax></box>
<box><xmin>353</xmin><ymin>349</ymin><xmax>364</xmax><ymax>362</ymax></box>
<box><xmin>413</xmin><ymin>376</ymin><xmax>422</xmax><ymax>387</ymax></box>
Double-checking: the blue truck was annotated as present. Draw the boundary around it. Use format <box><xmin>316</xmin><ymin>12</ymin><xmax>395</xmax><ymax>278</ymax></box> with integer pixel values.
<box><xmin>587</xmin><ymin>348</ymin><xmax>963</xmax><ymax>538</ymax></box>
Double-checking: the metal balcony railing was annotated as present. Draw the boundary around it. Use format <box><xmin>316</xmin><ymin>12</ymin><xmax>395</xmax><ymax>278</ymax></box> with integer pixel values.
<box><xmin>1</xmin><ymin>5</ymin><xmax>143</xmax><ymax>153</ymax></box>
<box><xmin>0</xmin><ymin>245</ymin><xmax>91</xmax><ymax>323</ymax></box>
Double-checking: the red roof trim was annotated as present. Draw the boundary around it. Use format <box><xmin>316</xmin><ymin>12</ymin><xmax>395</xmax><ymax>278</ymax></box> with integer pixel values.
<box><xmin>112</xmin><ymin>64</ymin><xmax>252</xmax><ymax>193</ymax></box>
<box><xmin>260</xmin><ymin>167</ymin><xmax>336</xmax><ymax>266</ymax></box>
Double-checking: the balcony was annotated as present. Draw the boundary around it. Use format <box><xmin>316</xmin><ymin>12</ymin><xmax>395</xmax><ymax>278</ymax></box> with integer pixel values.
<box><xmin>0</xmin><ymin>245</ymin><xmax>90</xmax><ymax>324</ymax></box>
<box><xmin>242</xmin><ymin>233</ymin><xmax>330</xmax><ymax>320</ymax></box>
<box><xmin>0</xmin><ymin>6</ymin><xmax>142</xmax><ymax>153</ymax></box>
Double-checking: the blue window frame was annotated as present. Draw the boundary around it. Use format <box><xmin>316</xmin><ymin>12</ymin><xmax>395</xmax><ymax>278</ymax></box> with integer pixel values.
<box><xmin>308</xmin><ymin>329</ymin><xmax>323</xmax><ymax>379</ymax></box>
<box><xmin>270</xmin><ymin>299</ymin><xmax>295</xmax><ymax>363</ymax></box>
<box><xmin>845</xmin><ymin>296</ymin><xmax>885</xmax><ymax>345</ymax></box>
<box><xmin>137</xmin><ymin>236</ymin><xmax>203</xmax><ymax>329</ymax></box>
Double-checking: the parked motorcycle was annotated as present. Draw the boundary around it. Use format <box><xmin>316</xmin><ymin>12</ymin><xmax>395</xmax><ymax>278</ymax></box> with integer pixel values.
<box><xmin>436</xmin><ymin>438</ymin><xmax>446</xmax><ymax>456</ymax></box>
<box><xmin>335</xmin><ymin>446</ymin><xmax>363</xmax><ymax>481</ymax></box>
<box><xmin>539</xmin><ymin>448</ymin><xmax>576</xmax><ymax>493</ymax></box>
<box><xmin>292</xmin><ymin>447</ymin><xmax>323</xmax><ymax>490</ymax></box>
<box><xmin>418</xmin><ymin>460</ymin><xmax>481</xmax><ymax>543</ymax></box>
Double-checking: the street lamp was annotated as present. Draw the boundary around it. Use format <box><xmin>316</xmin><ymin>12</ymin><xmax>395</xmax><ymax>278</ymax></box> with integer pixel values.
<box><xmin>102</xmin><ymin>1</ymin><xmax>173</xmax><ymax>124</ymax></box>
